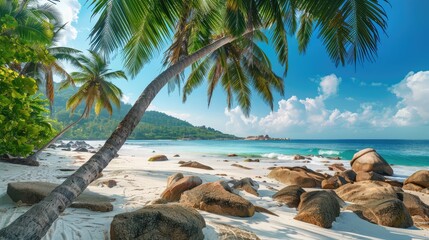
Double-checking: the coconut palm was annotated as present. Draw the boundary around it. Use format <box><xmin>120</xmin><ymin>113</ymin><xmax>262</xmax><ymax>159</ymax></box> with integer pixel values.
<box><xmin>26</xmin><ymin>50</ymin><xmax>127</xmax><ymax>162</ymax></box>
<box><xmin>0</xmin><ymin>1</ymin><xmax>389</xmax><ymax>238</ymax></box>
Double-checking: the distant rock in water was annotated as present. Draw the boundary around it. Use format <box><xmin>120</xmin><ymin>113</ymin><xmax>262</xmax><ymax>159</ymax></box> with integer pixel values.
<box><xmin>350</xmin><ymin>148</ymin><xmax>393</xmax><ymax>176</ymax></box>
<box><xmin>7</xmin><ymin>182</ymin><xmax>114</xmax><ymax>212</ymax></box>
<box><xmin>110</xmin><ymin>204</ymin><xmax>206</xmax><ymax>240</ymax></box>
<box><xmin>148</xmin><ymin>154</ymin><xmax>168</xmax><ymax>161</ymax></box>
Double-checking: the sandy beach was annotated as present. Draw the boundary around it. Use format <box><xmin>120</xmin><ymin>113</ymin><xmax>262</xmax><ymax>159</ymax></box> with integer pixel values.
<box><xmin>0</xmin><ymin>141</ymin><xmax>428</xmax><ymax>240</ymax></box>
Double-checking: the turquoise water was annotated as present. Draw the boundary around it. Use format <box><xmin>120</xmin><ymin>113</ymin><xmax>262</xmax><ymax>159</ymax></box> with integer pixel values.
<box><xmin>125</xmin><ymin>139</ymin><xmax>429</xmax><ymax>167</ymax></box>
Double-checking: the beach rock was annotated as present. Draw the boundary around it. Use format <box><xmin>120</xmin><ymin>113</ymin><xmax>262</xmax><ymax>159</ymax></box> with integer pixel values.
<box><xmin>110</xmin><ymin>204</ymin><xmax>205</xmax><ymax>240</ymax></box>
<box><xmin>293</xmin><ymin>155</ymin><xmax>306</xmax><ymax>160</ymax></box>
<box><xmin>404</xmin><ymin>170</ymin><xmax>429</xmax><ymax>188</ymax></box>
<box><xmin>228</xmin><ymin>154</ymin><xmax>238</xmax><ymax>157</ymax></box>
<box><xmin>356</xmin><ymin>171</ymin><xmax>386</xmax><ymax>182</ymax></box>
<box><xmin>148</xmin><ymin>155</ymin><xmax>168</xmax><ymax>161</ymax></box>
<box><xmin>272</xmin><ymin>185</ymin><xmax>305</xmax><ymax>208</ymax></box>
<box><xmin>335</xmin><ymin>170</ymin><xmax>357</xmax><ymax>183</ymax></box>
<box><xmin>74</xmin><ymin>147</ymin><xmax>88</xmax><ymax>152</ymax></box>
<box><xmin>350</xmin><ymin>148</ymin><xmax>393</xmax><ymax>176</ymax></box>
<box><xmin>328</xmin><ymin>156</ymin><xmax>341</xmax><ymax>160</ymax></box>
<box><xmin>229</xmin><ymin>178</ymin><xmax>259</xmax><ymax>196</ymax></box>
<box><xmin>335</xmin><ymin>181</ymin><xmax>398</xmax><ymax>204</ymax></box>
<box><xmin>211</xmin><ymin>223</ymin><xmax>260</xmax><ymax>240</ymax></box>
<box><xmin>161</xmin><ymin>176</ymin><xmax>202</xmax><ymax>202</ymax></box>
<box><xmin>385</xmin><ymin>179</ymin><xmax>403</xmax><ymax>188</ymax></box>
<box><xmin>403</xmin><ymin>183</ymin><xmax>424</xmax><ymax>192</ymax></box>
<box><xmin>7</xmin><ymin>182</ymin><xmax>114</xmax><ymax>212</ymax></box>
<box><xmin>398</xmin><ymin>192</ymin><xmax>429</xmax><ymax>229</ymax></box>
<box><xmin>180</xmin><ymin>181</ymin><xmax>255</xmax><ymax>217</ymax></box>
<box><xmin>243</xmin><ymin>158</ymin><xmax>260</xmax><ymax>162</ymax></box>
<box><xmin>231</xmin><ymin>163</ymin><xmax>252</xmax><ymax>170</ymax></box>
<box><xmin>268</xmin><ymin>166</ymin><xmax>326</xmax><ymax>188</ymax></box>
<box><xmin>294</xmin><ymin>191</ymin><xmax>340</xmax><ymax>228</ymax></box>
<box><xmin>321</xmin><ymin>175</ymin><xmax>347</xmax><ymax>189</ymax></box>
<box><xmin>173</xmin><ymin>154</ymin><xmax>180</xmax><ymax>157</ymax></box>
<box><xmin>180</xmin><ymin>161</ymin><xmax>214</xmax><ymax>170</ymax></box>
<box><xmin>328</xmin><ymin>163</ymin><xmax>346</xmax><ymax>172</ymax></box>
<box><xmin>167</xmin><ymin>173</ymin><xmax>184</xmax><ymax>187</ymax></box>
<box><xmin>346</xmin><ymin>198</ymin><xmax>413</xmax><ymax>228</ymax></box>
<box><xmin>101</xmin><ymin>179</ymin><xmax>117</xmax><ymax>188</ymax></box>
<box><xmin>150</xmin><ymin>198</ymin><xmax>168</xmax><ymax>205</ymax></box>
<box><xmin>62</xmin><ymin>147</ymin><xmax>71</xmax><ymax>151</ymax></box>
<box><xmin>178</xmin><ymin>160</ymin><xmax>187</xmax><ymax>164</ymax></box>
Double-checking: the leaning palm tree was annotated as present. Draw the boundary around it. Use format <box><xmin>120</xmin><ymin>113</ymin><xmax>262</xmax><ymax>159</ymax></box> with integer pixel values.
<box><xmin>0</xmin><ymin>1</ymin><xmax>389</xmax><ymax>238</ymax></box>
<box><xmin>26</xmin><ymin>50</ymin><xmax>127</xmax><ymax>162</ymax></box>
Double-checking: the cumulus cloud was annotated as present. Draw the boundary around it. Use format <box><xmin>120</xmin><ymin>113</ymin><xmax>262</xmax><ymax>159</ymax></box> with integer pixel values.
<box><xmin>39</xmin><ymin>0</ymin><xmax>81</xmax><ymax>45</ymax></box>
<box><xmin>121</xmin><ymin>94</ymin><xmax>132</xmax><ymax>104</ymax></box>
<box><xmin>391</xmin><ymin>71</ymin><xmax>429</xmax><ymax>125</ymax></box>
<box><xmin>223</xmin><ymin>72</ymin><xmax>429</xmax><ymax>136</ymax></box>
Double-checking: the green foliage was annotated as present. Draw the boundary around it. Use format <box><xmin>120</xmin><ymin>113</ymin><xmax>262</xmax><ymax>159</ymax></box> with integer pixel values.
<box><xmin>0</xmin><ymin>67</ymin><xmax>55</xmax><ymax>157</ymax></box>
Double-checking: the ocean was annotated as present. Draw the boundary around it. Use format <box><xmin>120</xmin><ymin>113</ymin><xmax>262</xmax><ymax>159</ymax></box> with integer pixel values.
<box><xmin>123</xmin><ymin>139</ymin><xmax>429</xmax><ymax>167</ymax></box>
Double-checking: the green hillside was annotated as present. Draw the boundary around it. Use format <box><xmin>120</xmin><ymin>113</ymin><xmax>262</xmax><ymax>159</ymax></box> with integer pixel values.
<box><xmin>49</xmin><ymin>87</ymin><xmax>238</xmax><ymax>140</ymax></box>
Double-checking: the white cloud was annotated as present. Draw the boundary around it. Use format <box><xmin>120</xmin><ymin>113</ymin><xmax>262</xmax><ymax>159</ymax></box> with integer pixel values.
<box><xmin>319</xmin><ymin>74</ymin><xmax>341</xmax><ymax>98</ymax></box>
<box><xmin>39</xmin><ymin>0</ymin><xmax>81</xmax><ymax>46</ymax></box>
<box><xmin>223</xmin><ymin>72</ymin><xmax>429</xmax><ymax>137</ymax></box>
<box><xmin>121</xmin><ymin>94</ymin><xmax>132</xmax><ymax>104</ymax></box>
<box><xmin>391</xmin><ymin>71</ymin><xmax>429</xmax><ymax>125</ymax></box>
<box><xmin>371</xmin><ymin>82</ymin><xmax>384</xmax><ymax>87</ymax></box>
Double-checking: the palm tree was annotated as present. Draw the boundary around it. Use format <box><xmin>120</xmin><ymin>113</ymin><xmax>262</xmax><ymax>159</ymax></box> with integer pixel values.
<box><xmin>0</xmin><ymin>1</ymin><xmax>389</xmax><ymax>238</ymax></box>
<box><xmin>26</xmin><ymin>50</ymin><xmax>127</xmax><ymax>162</ymax></box>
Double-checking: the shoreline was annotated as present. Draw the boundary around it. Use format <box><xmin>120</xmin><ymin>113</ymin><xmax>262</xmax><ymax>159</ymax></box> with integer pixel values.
<box><xmin>0</xmin><ymin>140</ymin><xmax>428</xmax><ymax>239</ymax></box>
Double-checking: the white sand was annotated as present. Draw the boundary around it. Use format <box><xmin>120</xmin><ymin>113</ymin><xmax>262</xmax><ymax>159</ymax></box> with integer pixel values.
<box><xmin>0</xmin><ymin>141</ymin><xmax>428</xmax><ymax>240</ymax></box>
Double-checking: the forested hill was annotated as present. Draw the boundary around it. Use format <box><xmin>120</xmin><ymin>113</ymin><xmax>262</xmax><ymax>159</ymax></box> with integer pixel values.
<box><xmin>48</xmin><ymin>87</ymin><xmax>238</xmax><ymax>140</ymax></box>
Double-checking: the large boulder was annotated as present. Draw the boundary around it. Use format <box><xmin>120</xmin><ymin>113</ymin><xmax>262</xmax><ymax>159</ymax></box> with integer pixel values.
<box><xmin>211</xmin><ymin>223</ymin><xmax>260</xmax><ymax>240</ymax></box>
<box><xmin>110</xmin><ymin>204</ymin><xmax>205</xmax><ymax>240</ymax></box>
<box><xmin>335</xmin><ymin>170</ymin><xmax>356</xmax><ymax>183</ymax></box>
<box><xmin>350</xmin><ymin>148</ymin><xmax>393</xmax><ymax>176</ymax></box>
<box><xmin>403</xmin><ymin>183</ymin><xmax>424</xmax><ymax>192</ymax></box>
<box><xmin>161</xmin><ymin>176</ymin><xmax>203</xmax><ymax>202</ymax></box>
<box><xmin>346</xmin><ymin>198</ymin><xmax>413</xmax><ymax>228</ymax></box>
<box><xmin>167</xmin><ymin>173</ymin><xmax>184</xmax><ymax>187</ymax></box>
<box><xmin>148</xmin><ymin>155</ymin><xmax>168</xmax><ymax>161</ymax></box>
<box><xmin>180</xmin><ymin>181</ymin><xmax>255</xmax><ymax>217</ymax></box>
<box><xmin>321</xmin><ymin>175</ymin><xmax>347</xmax><ymax>189</ymax></box>
<box><xmin>404</xmin><ymin>170</ymin><xmax>429</xmax><ymax>189</ymax></box>
<box><xmin>355</xmin><ymin>171</ymin><xmax>385</xmax><ymax>182</ymax></box>
<box><xmin>268</xmin><ymin>166</ymin><xmax>326</xmax><ymax>188</ymax></box>
<box><xmin>229</xmin><ymin>178</ymin><xmax>259</xmax><ymax>196</ymax></box>
<box><xmin>272</xmin><ymin>185</ymin><xmax>305</xmax><ymax>208</ymax></box>
<box><xmin>335</xmin><ymin>181</ymin><xmax>398</xmax><ymax>204</ymax></box>
<box><xmin>294</xmin><ymin>191</ymin><xmax>340</xmax><ymax>228</ymax></box>
<box><xmin>7</xmin><ymin>182</ymin><xmax>114</xmax><ymax>212</ymax></box>
<box><xmin>180</xmin><ymin>161</ymin><xmax>214</xmax><ymax>170</ymax></box>
<box><xmin>399</xmin><ymin>192</ymin><xmax>429</xmax><ymax>229</ymax></box>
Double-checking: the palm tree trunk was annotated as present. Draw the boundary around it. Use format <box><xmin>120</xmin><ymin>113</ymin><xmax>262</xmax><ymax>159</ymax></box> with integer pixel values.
<box><xmin>0</xmin><ymin>35</ymin><xmax>237</xmax><ymax>239</ymax></box>
<box><xmin>26</xmin><ymin>112</ymin><xmax>86</xmax><ymax>162</ymax></box>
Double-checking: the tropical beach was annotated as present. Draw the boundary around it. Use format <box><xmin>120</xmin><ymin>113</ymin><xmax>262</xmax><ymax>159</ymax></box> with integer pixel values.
<box><xmin>2</xmin><ymin>0</ymin><xmax>429</xmax><ymax>239</ymax></box>
<box><xmin>0</xmin><ymin>140</ymin><xmax>429</xmax><ymax>239</ymax></box>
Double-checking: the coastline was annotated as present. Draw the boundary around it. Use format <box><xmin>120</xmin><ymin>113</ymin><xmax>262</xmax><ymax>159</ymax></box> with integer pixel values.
<box><xmin>0</xmin><ymin>140</ymin><xmax>428</xmax><ymax>239</ymax></box>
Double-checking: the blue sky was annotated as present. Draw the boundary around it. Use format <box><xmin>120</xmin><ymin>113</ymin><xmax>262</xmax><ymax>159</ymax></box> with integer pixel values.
<box><xmin>52</xmin><ymin>0</ymin><xmax>429</xmax><ymax>139</ymax></box>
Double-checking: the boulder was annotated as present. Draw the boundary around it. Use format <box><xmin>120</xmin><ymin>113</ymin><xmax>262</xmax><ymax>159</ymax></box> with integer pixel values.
<box><xmin>161</xmin><ymin>176</ymin><xmax>202</xmax><ymax>202</ymax></box>
<box><xmin>398</xmin><ymin>192</ymin><xmax>429</xmax><ymax>229</ymax></box>
<box><xmin>355</xmin><ymin>171</ymin><xmax>385</xmax><ymax>182</ymax></box>
<box><xmin>403</xmin><ymin>183</ymin><xmax>424</xmax><ymax>192</ymax></box>
<box><xmin>167</xmin><ymin>173</ymin><xmax>184</xmax><ymax>187</ymax></box>
<box><xmin>272</xmin><ymin>185</ymin><xmax>305</xmax><ymax>208</ymax></box>
<box><xmin>110</xmin><ymin>204</ymin><xmax>205</xmax><ymax>240</ymax></box>
<box><xmin>228</xmin><ymin>154</ymin><xmax>238</xmax><ymax>157</ymax></box>
<box><xmin>321</xmin><ymin>175</ymin><xmax>347</xmax><ymax>189</ymax></box>
<box><xmin>180</xmin><ymin>161</ymin><xmax>214</xmax><ymax>170</ymax></box>
<box><xmin>335</xmin><ymin>181</ymin><xmax>398</xmax><ymax>204</ymax></box>
<box><xmin>211</xmin><ymin>223</ymin><xmax>260</xmax><ymax>240</ymax></box>
<box><xmin>180</xmin><ymin>181</ymin><xmax>255</xmax><ymax>217</ymax></box>
<box><xmin>74</xmin><ymin>147</ymin><xmax>88</xmax><ymax>152</ymax></box>
<box><xmin>335</xmin><ymin>170</ymin><xmax>356</xmax><ymax>183</ymax></box>
<box><xmin>385</xmin><ymin>179</ymin><xmax>403</xmax><ymax>188</ymax></box>
<box><xmin>231</xmin><ymin>164</ymin><xmax>252</xmax><ymax>170</ymax></box>
<box><xmin>404</xmin><ymin>170</ymin><xmax>429</xmax><ymax>188</ymax></box>
<box><xmin>346</xmin><ymin>198</ymin><xmax>413</xmax><ymax>228</ymax></box>
<box><xmin>350</xmin><ymin>148</ymin><xmax>393</xmax><ymax>176</ymax></box>
<box><xmin>173</xmin><ymin>154</ymin><xmax>180</xmax><ymax>157</ymax></box>
<box><xmin>293</xmin><ymin>155</ymin><xmax>305</xmax><ymax>160</ymax></box>
<box><xmin>294</xmin><ymin>191</ymin><xmax>340</xmax><ymax>228</ymax></box>
<box><xmin>328</xmin><ymin>163</ymin><xmax>346</xmax><ymax>172</ymax></box>
<box><xmin>229</xmin><ymin>178</ymin><xmax>259</xmax><ymax>196</ymax></box>
<box><xmin>7</xmin><ymin>182</ymin><xmax>114</xmax><ymax>212</ymax></box>
<box><xmin>268</xmin><ymin>166</ymin><xmax>326</xmax><ymax>188</ymax></box>
<box><xmin>148</xmin><ymin>155</ymin><xmax>168</xmax><ymax>161</ymax></box>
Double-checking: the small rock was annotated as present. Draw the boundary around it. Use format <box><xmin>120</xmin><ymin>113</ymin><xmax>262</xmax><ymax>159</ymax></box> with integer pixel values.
<box><xmin>228</xmin><ymin>154</ymin><xmax>238</xmax><ymax>157</ymax></box>
<box><xmin>180</xmin><ymin>161</ymin><xmax>214</xmax><ymax>170</ymax></box>
<box><xmin>231</xmin><ymin>164</ymin><xmax>252</xmax><ymax>170</ymax></box>
<box><xmin>293</xmin><ymin>155</ymin><xmax>305</xmax><ymax>160</ymax></box>
<box><xmin>148</xmin><ymin>155</ymin><xmax>168</xmax><ymax>161</ymax></box>
<box><xmin>173</xmin><ymin>154</ymin><xmax>180</xmax><ymax>157</ymax></box>
<box><xmin>243</xmin><ymin>159</ymin><xmax>260</xmax><ymax>162</ymax></box>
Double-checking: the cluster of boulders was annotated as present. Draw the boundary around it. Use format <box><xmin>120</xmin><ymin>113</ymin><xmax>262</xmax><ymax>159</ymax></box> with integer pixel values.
<box><xmin>52</xmin><ymin>140</ymin><xmax>95</xmax><ymax>152</ymax></box>
<box><xmin>266</xmin><ymin>148</ymin><xmax>429</xmax><ymax>230</ymax></box>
